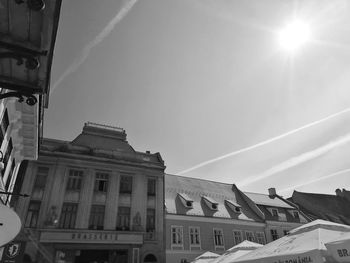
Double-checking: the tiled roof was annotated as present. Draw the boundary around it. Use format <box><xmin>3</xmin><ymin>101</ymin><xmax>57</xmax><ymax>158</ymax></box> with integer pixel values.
<box><xmin>244</xmin><ymin>192</ymin><xmax>294</xmax><ymax>209</ymax></box>
<box><xmin>290</xmin><ymin>191</ymin><xmax>350</xmax><ymax>225</ymax></box>
<box><xmin>165</xmin><ymin>174</ymin><xmax>262</xmax><ymax>222</ymax></box>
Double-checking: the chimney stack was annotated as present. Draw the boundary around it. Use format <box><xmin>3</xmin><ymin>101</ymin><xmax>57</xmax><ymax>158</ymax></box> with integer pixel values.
<box><xmin>335</xmin><ymin>188</ymin><xmax>342</xmax><ymax>197</ymax></box>
<box><xmin>268</xmin><ymin>188</ymin><xmax>277</xmax><ymax>198</ymax></box>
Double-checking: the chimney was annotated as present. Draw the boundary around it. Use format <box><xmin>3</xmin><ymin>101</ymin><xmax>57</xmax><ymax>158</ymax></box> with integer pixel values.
<box><xmin>335</xmin><ymin>188</ymin><xmax>342</xmax><ymax>197</ymax></box>
<box><xmin>268</xmin><ymin>188</ymin><xmax>277</xmax><ymax>198</ymax></box>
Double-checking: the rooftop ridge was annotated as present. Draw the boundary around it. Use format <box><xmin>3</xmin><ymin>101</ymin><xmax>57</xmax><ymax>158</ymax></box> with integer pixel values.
<box><xmin>294</xmin><ymin>190</ymin><xmax>338</xmax><ymax>198</ymax></box>
<box><xmin>85</xmin><ymin>122</ymin><xmax>125</xmax><ymax>133</ymax></box>
<box><xmin>166</xmin><ymin>173</ymin><xmax>234</xmax><ymax>186</ymax></box>
<box><xmin>244</xmin><ymin>191</ymin><xmax>269</xmax><ymax>196</ymax></box>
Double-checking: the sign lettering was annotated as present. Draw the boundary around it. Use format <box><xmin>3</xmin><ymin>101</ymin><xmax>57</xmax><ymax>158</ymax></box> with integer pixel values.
<box><xmin>71</xmin><ymin>232</ymin><xmax>117</xmax><ymax>241</ymax></box>
<box><xmin>337</xmin><ymin>249</ymin><xmax>350</xmax><ymax>257</ymax></box>
<box><xmin>273</xmin><ymin>256</ymin><xmax>313</xmax><ymax>263</ymax></box>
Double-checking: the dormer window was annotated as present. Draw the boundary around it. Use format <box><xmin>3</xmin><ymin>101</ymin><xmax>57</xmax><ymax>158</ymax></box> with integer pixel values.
<box><xmin>293</xmin><ymin>211</ymin><xmax>300</xmax><ymax>219</ymax></box>
<box><xmin>178</xmin><ymin>193</ymin><xmax>193</xmax><ymax>209</ymax></box>
<box><xmin>202</xmin><ymin>196</ymin><xmax>218</xmax><ymax>211</ymax></box>
<box><xmin>271</xmin><ymin>208</ymin><xmax>279</xmax><ymax>217</ymax></box>
<box><xmin>225</xmin><ymin>200</ymin><xmax>242</xmax><ymax>214</ymax></box>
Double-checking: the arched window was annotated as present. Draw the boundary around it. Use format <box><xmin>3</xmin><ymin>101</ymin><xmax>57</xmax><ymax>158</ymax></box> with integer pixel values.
<box><xmin>144</xmin><ymin>254</ymin><xmax>157</xmax><ymax>262</ymax></box>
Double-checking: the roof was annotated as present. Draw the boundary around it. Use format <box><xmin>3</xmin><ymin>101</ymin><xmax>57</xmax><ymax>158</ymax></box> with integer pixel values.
<box><xmin>39</xmin><ymin>123</ymin><xmax>165</xmax><ymax>168</ymax></box>
<box><xmin>165</xmin><ymin>174</ymin><xmax>263</xmax><ymax>222</ymax></box>
<box><xmin>71</xmin><ymin>122</ymin><xmax>134</xmax><ymax>152</ymax></box>
<box><xmin>244</xmin><ymin>192</ymin><xmax>294</xmax><ymax>209</ymax></box>
<box><xmin>290</xmin><ymin>191</ymin><xmax>350</xmax><ymax>225</ymax></box>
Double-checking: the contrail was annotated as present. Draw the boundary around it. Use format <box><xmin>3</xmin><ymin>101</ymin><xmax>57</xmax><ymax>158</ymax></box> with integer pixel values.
<box><xmin>177</xmin><ymin>107</ymin><xmax>350</xmax><ymax>175</ymax></box>
<box><xmin>239</xmin><ymin>132</ymin><xmax>350</xmax><ymax>187</ymax></box>
<box><xmin>51</xmin><ymin>0</ymin><xmax>138</xmax><ymax>93</ymax></box>
<box><xmin>279</xmin><ymin>168</ymin><xmax>350</xmax><ymax>194</ymax></box>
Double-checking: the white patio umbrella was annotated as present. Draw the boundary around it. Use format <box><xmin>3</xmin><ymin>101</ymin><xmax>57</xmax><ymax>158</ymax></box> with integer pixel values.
<box><xmin>210</xmin><ymin>240</ymin><xmax>263</xmax><ymax>263</ymax></box>
<box><xmin>325</xmin><ymin>232</ymin><xmax>350</xmax><ymax>262</ymax></box>
<box><xmin>191</xmin><ymin>251</ymin><xmax>220</xmax><ymax>263</ymax></box>
<box><xmin>233</xmin><ymin>220</ymin><xmax>350</xmax><ymax>263</ymax></box>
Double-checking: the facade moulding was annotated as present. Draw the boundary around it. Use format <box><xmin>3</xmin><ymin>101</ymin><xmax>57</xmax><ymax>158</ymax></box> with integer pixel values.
<box><xmin>166</xmin><ymin>214</ymin><xmax>266</xmax><ymax>227</ymax></box>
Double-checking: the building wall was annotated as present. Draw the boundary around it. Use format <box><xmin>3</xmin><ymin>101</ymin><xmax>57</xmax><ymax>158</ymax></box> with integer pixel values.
<box><xmin>0</xmin><ymin>101</ymin><xmax>30</xmax><ymax>205</ymax></box>
<box><xmin>165</xmin><ymin>215</ymin><xmax>266</xmax><ymax>263</ymax></box>
<box><xmin>15</xmin><ymin>149</ymin><xmax>165</xmax><ymax>263</ymax></box>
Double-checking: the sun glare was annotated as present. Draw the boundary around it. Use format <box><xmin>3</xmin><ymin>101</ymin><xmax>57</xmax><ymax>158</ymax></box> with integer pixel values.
<box><xmin>278</xmin><ymin>20</ymin><xmax>311</xmax><ymax>52</ymax></box>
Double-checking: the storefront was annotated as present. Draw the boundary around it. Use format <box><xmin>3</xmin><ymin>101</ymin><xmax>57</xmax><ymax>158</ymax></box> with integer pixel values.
<box><xmin>16</xmin><ymin>229</ymin><xmax>159</xmax><ymax>263</ymax></box>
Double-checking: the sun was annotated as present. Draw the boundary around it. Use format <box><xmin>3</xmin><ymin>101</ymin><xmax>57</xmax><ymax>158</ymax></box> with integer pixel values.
<box><xmin>278</xmin><ymin>19</ymin><xmax>311</xmax><ymax>52</ymax></box>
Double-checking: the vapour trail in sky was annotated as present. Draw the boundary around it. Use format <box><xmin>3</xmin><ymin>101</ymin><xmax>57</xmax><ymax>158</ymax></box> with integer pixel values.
<box><xmin>279</xmin><ymin>168</ymin><xmax>350</xmax><ymax>194</ymax></box>
<box><xmin>177</xmin><ymin>107</ymin><xmax>350</xmax><ymax>175</ymax></box>
<box><xmin>239</xmin><ymin>132</ymin><xmax>350</xmax><ymax>187</ymax></box>
<box><xmin>51</xmin><ymin>0</ymin><xmax>138</xmax><ymax>93</ymax></box>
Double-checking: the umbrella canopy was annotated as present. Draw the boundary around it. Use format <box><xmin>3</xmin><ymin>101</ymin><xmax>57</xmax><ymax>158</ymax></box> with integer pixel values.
<box><xmin>191</xmin><ymin>251</ymin><xmax>220</xmax><ymax>263</ymax></box>
<box><xmin>234</xmin><ymin>220</ymin><xmax>350</xmax><ymax>263</ymax></box>
<box><xmin>325</xmin><ymin>232</ymin><xmax>350</xmax><ymax>262</ymax></box>
<box><xmin>211</xmin><ymin>241</ymin><xmax>263</xmax><ymax>263</ymax></box>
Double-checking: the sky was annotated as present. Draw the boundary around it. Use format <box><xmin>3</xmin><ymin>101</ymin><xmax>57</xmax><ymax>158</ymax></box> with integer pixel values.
<box><xmin>45</xmin><ymin>0</ymin><xmax>350</xmax><ymax>197</ymax></box>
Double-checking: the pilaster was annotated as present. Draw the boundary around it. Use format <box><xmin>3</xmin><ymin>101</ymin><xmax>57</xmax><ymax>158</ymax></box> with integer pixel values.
<box><xmin>104</xmin><ymin>170</ymin><xmax>120</xmax><ymax>230</ymax></box>
<box><xmin>76</xmin><ymin>168</ymin><xmax>94</xmax><ymax>228</ymax></box>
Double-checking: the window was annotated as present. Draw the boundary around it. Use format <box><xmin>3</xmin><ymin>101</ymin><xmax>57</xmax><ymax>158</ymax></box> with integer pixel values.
<box><xmin>94</xmin><ymin>172</ymin><xmax>108</xmax><ymax>192</ymax></box>
<box><xmin>271</xmin><ymin>229</ymin><xmax>279</xmax><ymax>240</ymax></box>
<box><xmin>213</xmin><ymin>228</ymin><xmax>224</xmax><ymax>248</ymax></box>
<box><xmin>119</xmin><ymin>175</ymin><xmax>132</xmax><ymax>194</ymax></box>
<box><xmin>59</xmin><ymin>203</ymin><xmax>78</xmax><ymax>229</ymax></box>
<box><xmin>0</xmin><ymin>110</ymin><xmax>9</xmax><ymax>146</ymax></box>
<box><xmin>0</xmin><ymin>110</ymin><xmax>9</xmax><ymax>135</ymax></box>
<box><xmin>189</xmin><ymin>227</ymin><xmax>201</xmax><ymax>247</ymax></box>
<box><xmin>256</xmin><ymin>232</ymin><xmax>266</xmax><ymax>244</ymax></box>
<box><xmin>146</xmin><ymin>208</ymin><xmax>155</xmax><ymax>232</ymax></box>
<box><xmin>233</xmin><ymin>230</ymin><xmax>243</xmax><ymax>245</ymax></box>
<box><xmin>171</xmin><ymin>226</ymin><xmax>183</xmax><ymax>248</ymax></box>
<box><xmin>33</xmin><ymin>167</ymin><xmax>49</xmax><ymax>190</ymax></box>
<box><xmin>293</xmin><ymin>211</ymin><xmax>300</xmax><ymax>219</ymax></box>
<box><xmin>147</xmin><ymin>178</ymin><xmax>156</xmax><ymax>196</ymax></box>
<box><xmin>89</xmin><ymin>205</ymin><xmax>105</xmax><ymax>230</ymax></box>
<box><xmin>25</xmin><ymin>201</ymin><xmax>41</xmax><ymax>228</ymax></box>
<box><xmin>1</xmin><ymin>139</ymin><xmax>12</xmax><ymax>177</ymax></box>
<box><xmin>271</xmin><ymin>208</ymin><xmax>279</xmax><ymax>217</ymax></box>
<box><xmin>245</xmin><ymin>231</ymin><xmax>255</xmax><ymax>242</ymax></box>
<box><xmin>66</xmin><ymin>169</ymin><xmax>83</xmax><ymax>190</ymax></box>
<box><xmin>117</xmin><ymin>206</ymin><xmax>130</xmax><ymax>230</ymax></box>
<box><xmin>5</xmin><ymin>159</ymin><xmax>15</xmax><ymax>191</ymax></box>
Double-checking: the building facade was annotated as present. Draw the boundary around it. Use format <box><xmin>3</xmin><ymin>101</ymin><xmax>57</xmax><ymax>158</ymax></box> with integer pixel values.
<box><xmin>0</xmin><ymin>0</ymin><xmax>62</xmax><ymax>206</ymax></box>
<box><xmin>243</xmin><ymin>188</ymin><xmax>310</xmax><ymax>243</ymax></box>
<box><xmin>165</xmin><ymin>175</ymin><xmax>309</xmax><ymax>263</ymax></box>
<box><xmin>14</xmin><ymin>123</ymin><xmax>166</xmax><ymax>263</ymax></box>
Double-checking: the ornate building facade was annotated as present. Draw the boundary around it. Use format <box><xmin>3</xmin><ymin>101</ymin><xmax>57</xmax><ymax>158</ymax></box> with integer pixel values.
<box><xmin>14</xmin><ymin>123</ymin><xmax>166</xmax><ymax>263</ymax></box>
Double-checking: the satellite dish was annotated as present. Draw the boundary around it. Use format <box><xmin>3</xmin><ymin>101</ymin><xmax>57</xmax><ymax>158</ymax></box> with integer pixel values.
<box><xmin>0</xmin><ymin>204</ymin><xmax>21</xmax><ymax>246</ymax></box>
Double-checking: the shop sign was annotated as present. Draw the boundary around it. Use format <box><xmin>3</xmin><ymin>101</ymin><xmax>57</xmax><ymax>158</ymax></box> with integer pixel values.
<box><xmin>0</xmin><ymin>241</ymin><xmax>25</xmax><ymax>263</ymax></box>
<box><xmin>71</xmin><ymin>233</ymin><xmax>116</xmax><ymax>241</ymax></box>
<box><xmin>40</xmin><ymin>231</ymin><xmax>143</xmax><ymax>244</ymax></box>
<box><xmin>273</xmin><ymin>256</ymin><xmax>313</xmax><ymax>263</ymax></box>
<box><xmin>0</xmin><ymin>204</ymin><xmax>21</xmax><ymax>247</ymax></box>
